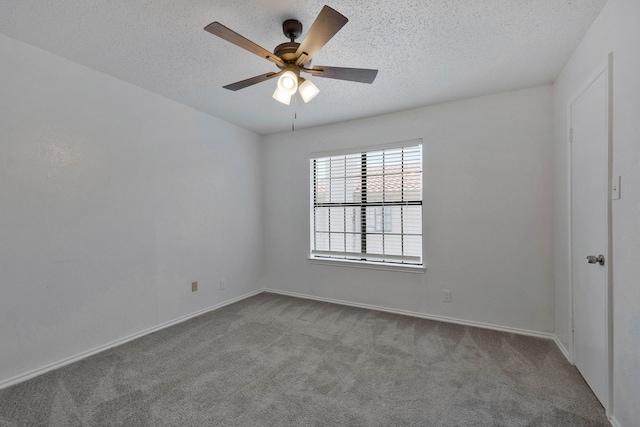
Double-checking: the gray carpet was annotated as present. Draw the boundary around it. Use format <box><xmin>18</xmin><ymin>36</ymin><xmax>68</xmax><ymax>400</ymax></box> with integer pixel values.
<box><xmin>0</xmin><ymin>292</ymin><xmax>609</xmax><ymax>426</ymax></box>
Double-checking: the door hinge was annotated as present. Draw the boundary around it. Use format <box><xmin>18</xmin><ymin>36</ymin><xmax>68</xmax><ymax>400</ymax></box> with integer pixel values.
<box><xmin>569</xmin><ymin>128</ymin><xmax>573</xmax><ymax>143</ymax></box>
<box><xmin>570</xmin><ymin>317</ymin><xmax>574</xmax><ymax>332</ymax></box>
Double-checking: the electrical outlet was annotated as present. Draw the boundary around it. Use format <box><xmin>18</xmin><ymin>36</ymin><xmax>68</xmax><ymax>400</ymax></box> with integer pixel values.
<box><xmin>220</xmin><ymin>279</ymin><xmax>226</xmax><ymax>290</ymax></box>
<box><xmin>191</xmin><ymin>281</ymin><xmax>198</xmax><ymax>292</ymax></box>
<box><xmin>442</xmin><ymin>290</ymin><xmax>452</xmax><ymax>303</ymax></box>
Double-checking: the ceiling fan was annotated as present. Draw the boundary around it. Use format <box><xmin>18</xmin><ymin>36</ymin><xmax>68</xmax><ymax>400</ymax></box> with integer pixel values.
<box><xmin>204</xmin><ymin>5</ymin><xmax>378</xmax><ymax>105</ymax></box>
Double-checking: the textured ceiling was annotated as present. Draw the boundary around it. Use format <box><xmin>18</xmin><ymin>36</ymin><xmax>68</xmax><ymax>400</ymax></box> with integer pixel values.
<box><xmin>0</xmin><ymin>0</ymin><xmax>607</xmax><ymax>135</ymax></box>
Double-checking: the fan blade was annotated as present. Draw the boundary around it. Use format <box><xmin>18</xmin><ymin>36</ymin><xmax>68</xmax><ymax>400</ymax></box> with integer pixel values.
<box><xmin>294</xmin><ymin>6</ymin><xmax>348</xmax><ymax>65</ymax></box>
<box><xmin>205</xmin><ymin>22</ymin><xmax>284</xmax><ymax>66</ymax></box>
<box><xmin>223</xmin><ymin>71</ymin><xmax>282</xmax><ymax>91</ymax></box>
<box><xmin>305</xmin><ymin>66</ymin><xmax>378</xmax><ymax>84</ymax></box>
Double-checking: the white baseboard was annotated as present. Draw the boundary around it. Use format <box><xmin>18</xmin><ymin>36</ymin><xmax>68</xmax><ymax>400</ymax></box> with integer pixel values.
<box><xmin>0</xmin><ymin>289</ymin><xmax>263</xmax><ymax>390</ymax></box>
<box><xmin>608</xmin><ymin>415</ymin><xmax>622</xmax><ymax>427</ymax></box>
<box><xmin>263</xmin><ymin>288</ymin><xmax>556</xmax><ymax>341</ymax></box>
<box><xmin>553</xmin><ymin>334</ymin><xmax>573</xmax><ymax>363</ymax></box>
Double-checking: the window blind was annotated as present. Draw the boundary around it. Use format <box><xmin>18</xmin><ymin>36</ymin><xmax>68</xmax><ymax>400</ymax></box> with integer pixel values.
<box><xmin>310</xmin><ymin>141</ymin><xmax>423</xmax><ymax>265</ymax></box>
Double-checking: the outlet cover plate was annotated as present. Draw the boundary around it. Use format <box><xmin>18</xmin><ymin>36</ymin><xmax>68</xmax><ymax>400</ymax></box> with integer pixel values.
<box><xmin>442</xmin><ymin>290</ymin><xmax>452</xmax><ymax>303</ymax></box>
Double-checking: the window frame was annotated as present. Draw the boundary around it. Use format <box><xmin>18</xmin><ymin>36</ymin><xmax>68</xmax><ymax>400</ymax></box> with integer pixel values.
<box><xmin>309</xmin><ymin>139</ymin><xmax>425</xmax><ymax>272</ymax></box>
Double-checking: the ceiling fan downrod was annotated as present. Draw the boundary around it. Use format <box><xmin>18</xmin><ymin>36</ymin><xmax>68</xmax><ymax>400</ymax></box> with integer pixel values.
<box><xmin>274</xmin><ymin>20</ymin><xmax>303</xmax><ymax>65</ymax></box>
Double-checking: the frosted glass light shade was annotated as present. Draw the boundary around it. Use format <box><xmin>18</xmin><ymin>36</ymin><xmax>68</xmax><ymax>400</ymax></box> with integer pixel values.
<box><xmin>299</xmin><ymin>79</ymin><xmax>320</xmax><ymax>103</ymax></box>
<box><xmin>277</xmin><ymin>71</ymin><xmax>298</xmax><ymax>96</ymax></box>
<box><xmin>272</xmin><ymin>87</ymin><xmax>291</xmax><ymax>105</ymax></box>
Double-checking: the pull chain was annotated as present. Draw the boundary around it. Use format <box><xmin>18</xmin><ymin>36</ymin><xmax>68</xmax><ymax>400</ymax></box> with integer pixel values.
<box><xmin>291</xmin><ymin>93</ymin><xmax>298</xmax><ymax>131</ymax></box>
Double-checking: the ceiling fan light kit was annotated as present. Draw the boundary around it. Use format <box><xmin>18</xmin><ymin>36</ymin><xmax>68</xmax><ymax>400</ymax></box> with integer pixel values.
<box><xmin>299</xmin><ymin>79</ymin><xmax>320</xmax><ymax>103</ymax></box>
<box><xmin>277</xmin><ymin>70</ymin><xmax>299</xmax><ymax>95</ymax></box>
<box><xmin>204</xmin><ymin>5</ymin><xmax>378</xmax><ymax>105</ymax></box>
<box><xmin>271</xmin><ymin>87</ymin><xmax>291</xmax><ymax>105</ymax></box>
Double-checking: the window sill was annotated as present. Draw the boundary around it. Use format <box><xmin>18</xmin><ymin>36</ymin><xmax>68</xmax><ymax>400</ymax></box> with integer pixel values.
<box><xmin>308</xmin><ymin>257</ymin><xmax>426</xmax><ymax>273</ymax></box>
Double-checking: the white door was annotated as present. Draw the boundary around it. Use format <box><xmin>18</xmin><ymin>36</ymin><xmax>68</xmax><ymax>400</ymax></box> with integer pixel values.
<box><xmin>570</xmin><ymin>67</ymin><xmax>610</xmax><ymax>411</ymax></box>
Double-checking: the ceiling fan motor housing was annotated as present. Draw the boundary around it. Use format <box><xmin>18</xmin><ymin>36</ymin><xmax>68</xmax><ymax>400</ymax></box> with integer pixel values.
<box><xmin>274</xmin><ymin>42</ymin><xmax>300</xmax><ymax>63</ymax></box>
<box><xmin>274</xmin><ymin>20</ymin><xmax>303</xmax><ymax>64</ymax></box>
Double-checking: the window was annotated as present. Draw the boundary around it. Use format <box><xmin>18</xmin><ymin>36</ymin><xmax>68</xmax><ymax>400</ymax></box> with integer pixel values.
<box><xmin>310</xmin><ymin>140</ymin><xmax>423</xmax><ymax>267</ymax></box>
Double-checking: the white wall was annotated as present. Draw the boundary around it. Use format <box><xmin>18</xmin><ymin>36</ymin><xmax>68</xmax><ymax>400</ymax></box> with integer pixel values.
<box><xmin>553</xmin><ymin>0</ymin><xmax>640</xmax><ymax>425</ymax></box>
<box><xmin>0</xmin><ymin>33</ymin><xmax>263</xmax><ymax>385</ymax></box>
<box><xmin>10</xmin><ymin>6</ymin><xmax>636</xmax><ymax>419</ymax></box>
<box><xmin>263</xmin><ymin>86</ymin><xmax>554</xmax><ymax>334</ymax></box>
